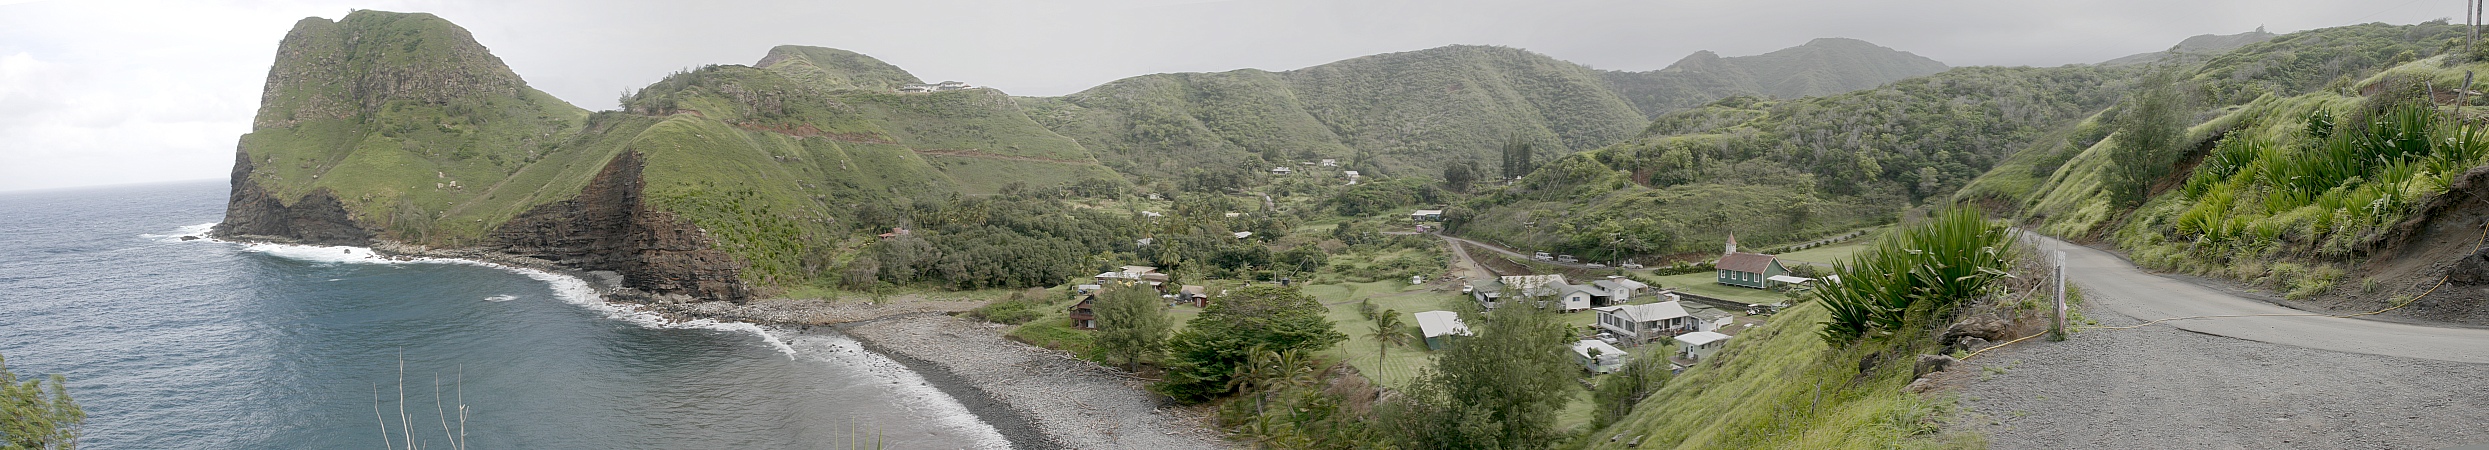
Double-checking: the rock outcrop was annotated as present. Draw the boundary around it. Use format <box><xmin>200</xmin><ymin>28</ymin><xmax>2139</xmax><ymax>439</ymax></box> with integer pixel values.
<box><xmin>211</xmin><ymin>151</ymin><xmax>372</xmax><ymax>246</ymax></box>
<box><xmin>493</xmin><ymin>151</ymin><xmax>750</xmax><ymax>302</ymax></box>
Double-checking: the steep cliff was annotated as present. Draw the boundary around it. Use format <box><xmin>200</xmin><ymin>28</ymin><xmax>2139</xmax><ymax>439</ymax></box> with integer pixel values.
<box><xmin>494</xmin><ymin>151</ymin><xmax>748</xmax><ymax>301</ymax></box>
<box><xmin>218</xmin><ymin>11</ymin><xmax>1126</xmax><ymax>301</ymax></box>
<box><xmin>218</xmin><ymin>10</ymin><xmax>756</xmax><ymax>302</ymax></box>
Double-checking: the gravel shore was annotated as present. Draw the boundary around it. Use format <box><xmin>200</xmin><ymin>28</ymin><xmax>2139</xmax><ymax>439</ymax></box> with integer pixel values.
<box><xmin>1952</xmin><ymin>301</ymin><xmax>2489</xmax><ymax>449</ymax></box>
<box><xmin>840</xmin><ymin>314</ymin><xmax>1233</xmax><ymax>450</ymax></box>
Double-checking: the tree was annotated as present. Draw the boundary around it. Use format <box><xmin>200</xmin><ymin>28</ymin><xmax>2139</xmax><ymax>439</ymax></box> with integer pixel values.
<box><xmin>1091</xmin><ymin>286</ymin><xmax>1173</xmax><ymax>372</ymax></box>
<box><xmin>1443</xmin><ymin>160</ymin><xmax>1479</xmax><ymax>192</ymax></box>
<box><xmin>1591</xmin><ymin>347</ymin><xmax>1675</xmax><ymax>429</ymax></box>
<box><xmin>2107</xmin><ymin>67</ymin><xmax>2188</xmax><ymax>207</ymax></box>
<box><xmin>1155</xmin><ymin>285</ymin><xmax>1347</xmax><ymax>402</ymax></box>
<box><xmin>1383</xmin><ymin>307</ymin><xmax>1577</xmax><ymax>449</ymax></box>
<box><xmin>1500</xmin><ymin>135</ymin><xmax>1537</xmax><ymax>180</ymax></box>
<box><xmin>1371</xmin><ymin>310</ymin><xmax>1409</xmax><ymax>361</ymax></box>
<box><xmin>1</xmin><ymin>352</ymin><xmax>84</xmax><ymax>450</ymax></box>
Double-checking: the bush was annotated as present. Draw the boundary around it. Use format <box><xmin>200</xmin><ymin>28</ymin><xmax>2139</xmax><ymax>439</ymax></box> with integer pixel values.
<box><xmin>1815</xmin><ymin>208</ymin><xmax>2017</xmax><ymax>344</ymax></box>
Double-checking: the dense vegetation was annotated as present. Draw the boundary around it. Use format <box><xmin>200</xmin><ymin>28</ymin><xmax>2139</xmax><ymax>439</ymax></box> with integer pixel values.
<box><xmin>1155</xmin><ymin>285</ymin><xmax>1347</xmax><ymax>402</ymax></box>
<box><xmin>1457</xmin><ymin>61</ymin><xmax>2135</xmax><ymax>261</ymax></box>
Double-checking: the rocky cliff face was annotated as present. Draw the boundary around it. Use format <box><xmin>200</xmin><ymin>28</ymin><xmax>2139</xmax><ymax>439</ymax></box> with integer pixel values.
<box><xmin>217</xmin><ymin>10</ymin><xmax>752</xmax><ymax>303</ymax></box>
<box><xmin>211</xmin><ymin>151</ymin><xmax>373</xmax><ymax>245</ymax></box>
<box><xmin>492</xmin><ymin>151</ymin><xmax>750</xmax><ymax>302</ymax></box>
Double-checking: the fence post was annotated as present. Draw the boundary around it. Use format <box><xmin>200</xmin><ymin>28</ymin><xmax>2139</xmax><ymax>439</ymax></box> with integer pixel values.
<box><xmin>2051</xmin><ymin>249</ymin><xmax>2067</xmax><ymax>341</ymax></box>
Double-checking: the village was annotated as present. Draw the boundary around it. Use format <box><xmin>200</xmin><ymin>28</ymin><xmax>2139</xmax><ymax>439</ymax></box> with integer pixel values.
<box><xmin>1013</xmin><ymin>201</ymin><xmax>1871</xmax><ymax>430</ymax></box>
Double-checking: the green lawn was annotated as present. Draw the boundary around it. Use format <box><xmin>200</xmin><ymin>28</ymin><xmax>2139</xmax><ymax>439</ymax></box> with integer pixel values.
<box><xmin>1770</xmin><ymin>237</ymin><xmax>1874</xmax><ymax>268</ymax></box>
<box><xmin>1305</xmin><ymin>280</ymin><xmax>1468</xmax><ymax>388</ymax></box>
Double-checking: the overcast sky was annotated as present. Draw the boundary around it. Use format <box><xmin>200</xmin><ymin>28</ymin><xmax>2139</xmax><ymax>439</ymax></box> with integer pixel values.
<box><xmin>0</xmin><ymin>0</ymin><xmax>2452</xmax><ymax>192</ymax></box>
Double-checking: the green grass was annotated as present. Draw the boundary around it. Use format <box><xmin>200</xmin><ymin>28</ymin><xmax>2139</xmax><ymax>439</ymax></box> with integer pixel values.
<box><xmin>1581</xmin><ymin>301</ymin><xmax>1959</xmax><ymax>449</ymax></box>
<box><xmin>1299</xmin><ymin>280</ymin><xmax>1466</xmax><ymax>388</ymax></box>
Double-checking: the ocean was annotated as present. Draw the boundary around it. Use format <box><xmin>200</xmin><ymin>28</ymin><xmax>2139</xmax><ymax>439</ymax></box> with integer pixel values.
<box><xmin>0</xmin><ymin>180</ymin><xmax>1007</xmax><ymax>449</ymax></box>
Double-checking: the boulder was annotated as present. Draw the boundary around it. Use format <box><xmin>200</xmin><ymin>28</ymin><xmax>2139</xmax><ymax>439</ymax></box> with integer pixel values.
<box><xmin>1955</xmin><ymin>336</ymin><xmax>1992</xmax><ymax>353</ymax></box>
<box><xmin>2451</xmin><ymin>247</ymin><xmax>2489</xmax><ymax>285</ymax></box>
<box><xmin>1914</xmin><ymin>354</ymin><xmax>1957</xmax><ymax>376</ymax></box>
<box><xmin>1905</xmin><ymin>376</ymin><xmax>1937</xmax><ymax>394</ymax></box>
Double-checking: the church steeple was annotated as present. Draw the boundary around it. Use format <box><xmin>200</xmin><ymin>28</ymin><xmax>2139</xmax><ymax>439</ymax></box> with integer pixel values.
<box><xmin>1725</xmin><ymin>233</ymin><xmax>1738</xmax><ymax>254</ymax></box>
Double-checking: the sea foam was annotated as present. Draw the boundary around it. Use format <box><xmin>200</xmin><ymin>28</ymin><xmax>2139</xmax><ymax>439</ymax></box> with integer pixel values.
<box><xmin>162</xmin><ymin>223</ymin><xmax>802</xmax><ymax>358</ymax></box>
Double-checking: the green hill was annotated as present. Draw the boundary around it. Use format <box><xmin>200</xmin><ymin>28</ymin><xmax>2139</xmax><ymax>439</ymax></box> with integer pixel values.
<box><xmin>216</xmin><ymin>10</ymin><xmax>1120</xmax><ymax>301</ymax></box>
<box><xmin>1032</xmin><ymin>45</ymin><xmax>1650</xmax><ymax>179</ymax></box>
<box><xmin>1456</xmin><ymin>62</ymin><xmax>2135</xmax><ymax>260</ymax></box>
<box><xmin>1604</xmin><ymin>38</ymin><xmax>1951</xmax><ymax>118</ymax></box>
<box><xmin>2100</xmin><ymin>28</ymin><xmax>2279</xmax><ymax>66</ymax></box>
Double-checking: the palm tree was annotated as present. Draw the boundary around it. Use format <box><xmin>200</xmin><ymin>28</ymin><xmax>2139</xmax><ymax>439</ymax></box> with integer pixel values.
<box><xmin>1371</xmin><ymin>310</ymin><xmax>1408</xmax><ymax>361</ymax></box>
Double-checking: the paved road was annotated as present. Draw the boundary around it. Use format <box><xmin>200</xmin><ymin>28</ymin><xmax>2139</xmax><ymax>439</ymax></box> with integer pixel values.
<box><xmin>2039</xmin><ymin>234</ymin><xmax>2489</xmax><ymax>363</ymax></box>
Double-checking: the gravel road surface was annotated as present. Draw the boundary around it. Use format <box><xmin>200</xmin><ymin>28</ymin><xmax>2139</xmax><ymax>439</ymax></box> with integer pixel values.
<box><xmin>1959</xmin><ymin>236</ymin><xmax>2489</xmax><ymax>448</ymax></box>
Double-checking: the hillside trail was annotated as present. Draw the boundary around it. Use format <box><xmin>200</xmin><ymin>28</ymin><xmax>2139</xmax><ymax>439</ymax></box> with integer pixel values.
<box><xmin>1955</xmin><ymin>234</ymin><xmax>2489</xmax><ymax>448</ymax></box>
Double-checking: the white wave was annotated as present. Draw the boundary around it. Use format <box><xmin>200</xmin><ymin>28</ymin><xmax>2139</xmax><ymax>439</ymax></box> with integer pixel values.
<box><xmin>483</xmin><ymin>294</ymin><xmax>518</xmax><ymax>302</ymax></box>
<box><xmin>202</xmin><ymin>231</ymin><xmax>800</xmax><ymax>358</ymax></box>
<box><xmin>783</xmin><ymin>331</ymin><xmax>1013</xmax><ymax>450</ymax></box>
<box><xmin>140</xmin><ymin>222</ymin><xmax>220</xmax><ymax>243</ymax></box>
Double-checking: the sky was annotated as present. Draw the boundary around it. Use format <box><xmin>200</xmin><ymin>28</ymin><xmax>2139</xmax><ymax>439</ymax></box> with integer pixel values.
<box><xmin>0</xmin><ymin>0</ymin><xmax>2454</xmax><ymax>192</ymax></box>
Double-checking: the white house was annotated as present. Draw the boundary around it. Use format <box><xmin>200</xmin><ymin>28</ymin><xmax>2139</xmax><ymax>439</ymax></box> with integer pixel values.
<box><xmin>1414</xmin><ymin>310</ymin><xmax>1471</xmax><ymax>350</ymax></box>
<box><xmin>1594</xmin><ymin>300</ymin><xmax>1699</xmax><ymax>346</ymax></box>
<box><xmin>1572</xmin><ymin>340</ymin><xmax>1629</xmax><ymax>374</ymax></box>
<box><xmin>1552</xmin><ymin>283</ymin><xmax>1601</xmax><ymax>313</ymax></box>
<box><xmin>1588</xmin><ymin>276</ymin><xmax>1649</xmax><ymax>305</ymax></box>
<box><xmin>1410</xmin><ymin>209</ymin><xmax>1445</xmax><ymax>221</ymax></box>
<box><xmin>1677</xmin><ymin>331</ymin><xmax>1731</xmax><ymax>361</ymax></box>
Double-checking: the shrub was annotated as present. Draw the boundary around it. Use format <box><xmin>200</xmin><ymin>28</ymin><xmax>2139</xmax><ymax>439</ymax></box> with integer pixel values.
<box><xmin>1815</xmin><ymin>208</ymin><xmax>2017</xmax><ymax>344</ymax></box>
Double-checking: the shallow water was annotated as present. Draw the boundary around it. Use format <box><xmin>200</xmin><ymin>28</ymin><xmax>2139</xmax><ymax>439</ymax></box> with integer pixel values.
<box><xmin>0</xmin><ymin>181</ymin><xmax>1005</xmax><ymax>449</ymax></box>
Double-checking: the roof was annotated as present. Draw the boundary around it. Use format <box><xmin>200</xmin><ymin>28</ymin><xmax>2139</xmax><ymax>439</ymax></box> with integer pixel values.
<box><xmin>1121</xmin><ymin>265</ymin><xmax>1158</xmax><ymax>274</ymax></box>
<box><xmin>1719</xmin><ymin>252</ymin><xmax>1779</xmax><ymax>274</ymax></box>
<box><xmin>1499</xmin><ymin>274</ymin><xmax>1568</xmax><ymax>291</ymax></box>
<box><xmin>1677</xmin><ymin>331</ymin><xmax>1731</xmax><ymax>346</ymax></box>
<box><xmin>1414</xmin><ymin>311</ymin><xmax>1471</xmax><ymax>338</ymax></box>
<box><xmin>1412</xmin><ymin>209</ymin><xmax>1445</xmax><ymax>216</ymax></box>
<box><xmin>1597</xmin><ymin>301</ymin><xmax>1690</xmax><ymax>322</ymax></box>
<box><xmin>1572</xmin><ymin>339</ymin><xmax>1626</xmax><ymax>358</ymax></box>
<box><xmin>1233</xmin><ymin>231</ymin><xmax>1254</xmax><ymax>239</ymax></box>
<box><xmin>1180</xmin><ymin>285</ymin><xmax>1206</xmax><ymax>296</ymax></box>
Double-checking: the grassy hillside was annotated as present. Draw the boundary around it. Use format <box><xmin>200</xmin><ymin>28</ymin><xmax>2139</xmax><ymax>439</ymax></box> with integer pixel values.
<box><xmin>1604</xmin><ymin>38</ymin><xmax>1950</xmax><ymax>117</ymax></box>
<box><xmin>1459</xmin><ymin>62</ymin><xmax>2135</xmax><ymax>260</ymax></box>
<box><xmin>231</xmin><ymin>10</ymin><xmax>1128</xmax><ymax>294</ymax></box>
<box><xmin>1034</xmin><ymin>45</ymin><xmax>1655</xmax><ymax>179</ymax></box>
<box><xmin>236</xmin><ymin>11</ymin><xmax>605</xmax><ymax>246</ymax></box>
<box><xmin>1984</xmin><ymin>21</ymin><xmax>2475</xmax><ymax>233</ymax></box>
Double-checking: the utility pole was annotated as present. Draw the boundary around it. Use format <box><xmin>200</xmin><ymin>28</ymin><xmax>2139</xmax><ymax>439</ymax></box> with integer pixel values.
<box><xmin>2051</xmin><ymin>249</ymin><xmax>2068</xmax><ymax>341</ymax></box>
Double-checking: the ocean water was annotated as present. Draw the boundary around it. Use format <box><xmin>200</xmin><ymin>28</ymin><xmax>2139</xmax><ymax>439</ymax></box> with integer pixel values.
<box><xmin>0</xmin><ymin>181</ymin><xmax>1006</xmax><ymax>449</ymax></box>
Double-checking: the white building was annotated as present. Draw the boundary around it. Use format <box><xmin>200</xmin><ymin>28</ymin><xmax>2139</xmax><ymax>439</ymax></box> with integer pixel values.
<box><xmin>1594</xmin><ymin>300</ymin><xmax>1699</xmax><ymax>346</ymax></box>
<box><xmin>1414</xmin><ymin>311</ymin><xmax>1471</xmax><ymax>350</ymax></box>
<box><xmin>1573</xmin><ymin>340</ymin><xmax>1629</xmax><ymax>374</ymax></box>
<box><xmin>1677</xmin><ymin>331</ymin><xmax>1731</xmax><ymax>361</ymax></box>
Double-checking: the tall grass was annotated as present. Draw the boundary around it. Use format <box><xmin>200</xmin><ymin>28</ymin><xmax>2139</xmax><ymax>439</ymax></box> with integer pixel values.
<box><xmin>1814</xmin><ymin>208</ymin><xmax>2017</xmax><ymax>344</ymax></box>
<box><xmin>2165</xmin><ymin>104</ymin><xmax>2489</xmax><ymax>253</ymax></box>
